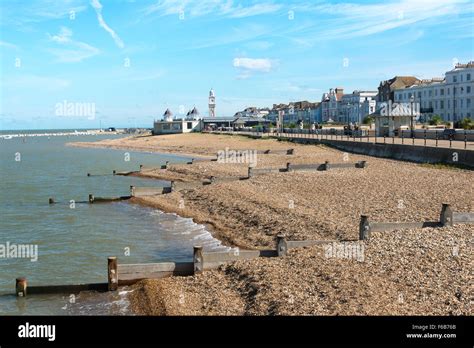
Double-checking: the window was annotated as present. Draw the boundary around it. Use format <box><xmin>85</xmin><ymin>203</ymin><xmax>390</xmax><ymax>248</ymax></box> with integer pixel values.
<box><xmin>162</xmin><ymin>124</ymin><xmax>171</xmax><ymax>130</ymax></box>
<box><xmin>467</xmin><ymin>99</ymin><xmax>471</xmax><ymax>108</ymax></box>
<box><xmin>447</xmin><ymin>88</ymin><xmax>450</xmax><ymax>95</ymax></box>
<box><xmin>429</xmin><ymin>90</ymin><xmax>432</xmax><ymax>97</ymax></box>
<box><xmin>467</xmin><ymin>86</ymin><xmax>471</xmax><ymax>93</ymax></box>
<box><xmin>418</xmin><ymin>92</ymin><xmax>421</xmax><ymax>98</ymax></box>
<box><xmin>435</xmin><ymin>100</ymin><xmax>438</xmax><ymax>109</ymax></box>
<box><xmin>187</xmin><ymin>122</ymin><xmax>193</xmax><ymax>129</ymax></box>
<box><xmin>429</xmin><ymin>101</ymin><xmax>432</xmax><ymax>108</ymax></box>
<box><xmin>448</xmin><ymin>100</ymin><xmax>451</xmax><ymax>108</ymax></box>
<box><xmin>424</xmin><ymin>90</ymin><xmax>427</xmax><ymax>97</ymax></box>
<box><xmin>460</xmin><ymin>99</ymin><xmax>463</xmax><ymax>108</ymax></box>
<box><xmin>453</xmin><ymin>75</ymin><xmax>457</xmax><ymax>83</ymax></box>
<box><xmin>440</xmin><ymin>100</ymin><xmax>444</xmax><ymax>109</ymax></box>
<box><xmin>435</xmin><ymin>89</ymin><xmax>438</xmax><ymax>96</ymax></box>
<box><xmin>440</xmin><ymin>89</ymin><xmax>444</xmax><ymax>96</ymax></box>
<box><xmin>468</xmin><ymin>73</ymin><xmax>471</xmax><ymax>81</ymax></box>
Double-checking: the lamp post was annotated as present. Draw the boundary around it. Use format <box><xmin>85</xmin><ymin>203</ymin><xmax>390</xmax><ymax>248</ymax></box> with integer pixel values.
<box><xmin>410</xmin><ymin>95</ymin><xmax>415</xmax><ymax>137</ymax></box>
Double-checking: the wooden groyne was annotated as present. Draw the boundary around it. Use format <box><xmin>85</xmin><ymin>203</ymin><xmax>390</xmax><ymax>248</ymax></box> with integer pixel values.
<box><xmin>14</xmin><ymin>203</ymin><xmax>472</xmax><ymax>297</ymax></box>
<box><xmin>359</xmin><ymin>203</ymin><xmax>473</xmax><ymax>240</ymax></box>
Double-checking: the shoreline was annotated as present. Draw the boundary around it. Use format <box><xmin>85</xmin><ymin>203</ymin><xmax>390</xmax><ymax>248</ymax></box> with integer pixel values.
<box><xmin>77</xmin><ymin>133</ymin><xmax>472</xmax><ymax>315</ymax></box>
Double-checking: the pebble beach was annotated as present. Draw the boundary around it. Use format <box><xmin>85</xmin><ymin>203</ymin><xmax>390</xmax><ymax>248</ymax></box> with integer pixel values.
<box><xmin>72</xmin><ymin>133</ymin><xmax>473</xmax><ymax>315</ymax></box>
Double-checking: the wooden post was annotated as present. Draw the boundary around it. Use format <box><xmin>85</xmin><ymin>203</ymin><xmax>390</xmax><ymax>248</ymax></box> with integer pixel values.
<box><xmin>248</xmin><ymin>167</ymin><xmax>253</xmax><ymax>178</ymax></box>
<box><xmin>108</xmin><ymin>257</ymin><xmax>118</xmax><ymax>291</ymax></box>
<box><xmin>193</xmin><ymin>246</ymin><xmax>203</xmax><ymax>274</ymax></box>
<box><xmin>16</xmin><ymin>277</ymin><xmax>27</xmax><ymax>297</ymax></box>
<box><xmin>48</xmin><ymin>198</ymin><xmax>55</xmax><ymax>204</ymax></box>
<box><xmin>359</xmin><ymin>215</ymin><xmax>370</xmax><ymax>240</ymax></box>
<box><xmin>277</xmin><ymin>234</ymin><xmax>288</xmax><ymax>257</ymax></box>
<box><xmin>88</xmin><ymin>194</ymin><xmax>94</xmax><ymax>204</ymax></box>
<box><xmin>440</xmin><ymin>203</ymin><xmax>453</xmax><ymax>227</ymax></box>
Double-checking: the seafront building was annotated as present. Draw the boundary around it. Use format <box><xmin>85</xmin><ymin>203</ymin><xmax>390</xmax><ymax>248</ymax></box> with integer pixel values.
<box><xmin>321</xmin><ymin>88</ymin><xmax>344</xmax><ymax>122</ymax></box>
<box><xmin>266</xmin><ymin>101</ymin><xmax>321</xmax><ymax>125</ymax></box>
<box><xmin>377</xmin><ymin>76</ymin><xmax>421</xmax><ymax>103</ymax></box>
<box><xmin>339</xmin><ymin>91</ymin><xmax>378</xmax><ymax>124</ymax></box>
<box><xmin>393</xmin><ymin>62</ymin><xmax>474</xmax><ymax>122</ymax></box>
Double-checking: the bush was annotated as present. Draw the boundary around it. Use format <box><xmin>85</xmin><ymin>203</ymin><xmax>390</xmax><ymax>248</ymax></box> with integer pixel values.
<box><xmin>362</xmin><ymin>116</ymin><xmax>374</xmax><ymax>124</ymax></box>
<box><xmin>429</xmin><ymin>115</ymin><xmax>443</xmax><ymax>125</ymax></box>
<box><xmin>456</xmin><ymin>118</ymin><xmax>474</xmax><ymax>130</ymax></box>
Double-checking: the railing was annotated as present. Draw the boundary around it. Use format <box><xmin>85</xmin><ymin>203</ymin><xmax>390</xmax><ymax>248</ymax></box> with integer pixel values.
<box><xmin>207</xmin><ymin>128</ymin><xmax>473</xmax><ymax>150</ymax></box>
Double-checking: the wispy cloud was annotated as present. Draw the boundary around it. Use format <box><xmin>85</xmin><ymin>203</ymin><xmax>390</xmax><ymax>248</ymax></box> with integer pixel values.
<box><xmin>0</xmin><ymin>40</ymin><xmax>19</xmax><ymax>50</ymax></box>
<box><xmin>1</xmin><ymin>0</ymin><xmax>87</xmax><ymax>27</ymax></box>
<box><xmin>4</xmin><ymin>74</ymin><xmax>71</xmax><ymax>91</ymax></box>
<box><xmin>47</xmin><ymin>26</ymin><xmax>100</xmax><ymax>63</ymax></box>
<box><xmin>143</xmin><ymin>0</ymin><xmax>282</xmax><ymax>18</ymax></box>
<box><xmin>290</xmin><ymin>0</ymin><xmax>469</xmax><ymax>43</ymax></box>
<box><xmin>90</xmin><ymin>0</ymin><xmax>125</xmax><ymax>48</ymax></box>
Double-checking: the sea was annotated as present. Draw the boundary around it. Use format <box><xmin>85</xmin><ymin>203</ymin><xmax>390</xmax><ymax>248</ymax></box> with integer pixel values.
<box><xmin>0</xmin><ymin>129</ymin><xmax>228</xmax><ymax>315</ymax></box>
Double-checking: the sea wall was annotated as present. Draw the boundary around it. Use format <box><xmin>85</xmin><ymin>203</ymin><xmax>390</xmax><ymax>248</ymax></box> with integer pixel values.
<box><xmin>287</xmin><ymin>138</ymin><xmax>474</xmax><ymax>168</ymax></box>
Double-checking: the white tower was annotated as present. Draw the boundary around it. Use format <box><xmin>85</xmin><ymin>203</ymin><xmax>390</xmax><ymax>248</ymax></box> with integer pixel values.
<box><xmin>209</xmin><ymin>88</ymin><xmax>216</xmax><ymax>117</ymax></box>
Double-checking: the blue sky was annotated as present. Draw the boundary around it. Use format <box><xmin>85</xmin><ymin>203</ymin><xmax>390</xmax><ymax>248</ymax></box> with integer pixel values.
<box><xmin>0</xmin><ymin>0</ymin><xmax>473</xmax><ymax>130</ymax></box>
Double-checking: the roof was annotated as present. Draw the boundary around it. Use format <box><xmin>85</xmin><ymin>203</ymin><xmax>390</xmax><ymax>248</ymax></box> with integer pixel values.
<box><xmin>202</xmin><ymin>117</ymin><xmax>236</xmax><ymax>122</ymax></box>
<box><xmin>163</xmin><ymin>108</ymin><xmax>173</xmax><ymax>116</ymax></box>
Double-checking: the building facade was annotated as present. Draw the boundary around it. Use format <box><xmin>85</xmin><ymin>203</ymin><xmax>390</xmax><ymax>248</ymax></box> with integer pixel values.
<box><xmin>378</xmin><ymin>76</ymin><xmax>421</xmax><ymax>103</ymax></box>
<box><xmin>340</xmin><ymin>91</ymin><xmax>378</xmax><ymax>124</ymax></box>
<box><xmin>393</xmin><ymin>62</ymin><xmax>474</xmax><ymax>122</ymax></box>
<box><xmin>266</xmin><ymin>101</ymin><xmax>321</xmax><ymax>125</ymax></box>
<box><xmin>321</xmin><ymin>88</ymin><xmax>344</xmax><ymax>122</ymax></box>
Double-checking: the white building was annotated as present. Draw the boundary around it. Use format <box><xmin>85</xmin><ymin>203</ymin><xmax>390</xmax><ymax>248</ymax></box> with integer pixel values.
<box><xmin>340</xmin><ymin>91</ymin><xmax>378</xmax><ymax>124</ymax></box>
<box><xmin>321</xmin><ymin>88</ymin><xmax>344</xmax><ymax>122</ymax></box>
<box><xmin>394</xmin><ymin>62</ymin><xmax>474</xmax><ymax>122</ymax></box>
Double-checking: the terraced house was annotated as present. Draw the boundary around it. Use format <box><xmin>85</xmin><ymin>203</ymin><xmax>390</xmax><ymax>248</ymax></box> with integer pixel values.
<box><xmin>394</xmin><ymin>62</ymin><xmax>474</xmax><ymax>122</ymax></box>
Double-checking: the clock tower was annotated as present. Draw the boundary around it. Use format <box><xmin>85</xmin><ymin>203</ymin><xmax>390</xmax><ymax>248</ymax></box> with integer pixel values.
<box><xmin>209</xmin><ymin>89</ymin><xmax>216</xmax><ymax>117</ymax></box>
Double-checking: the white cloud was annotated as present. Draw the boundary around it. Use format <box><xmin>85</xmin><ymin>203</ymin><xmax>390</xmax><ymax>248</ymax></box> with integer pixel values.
<box><xmin>49</xmin><ymin>26</ymin><xmax>73</xmax><ymax>43</ymax></box>
<box><xmin>233</xmin><ymin>58</ymin><xmax>274</xmax><ymax>72</ymax></box>
<box><xmin>90</xmin><ymin>0</ymin><xmax>125</xmax><ymax>48</ymax></box>
<box><xmin>47</xmin><ymin>27</ymin><xmax>100</xmax><ymax>63</ymax></box>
